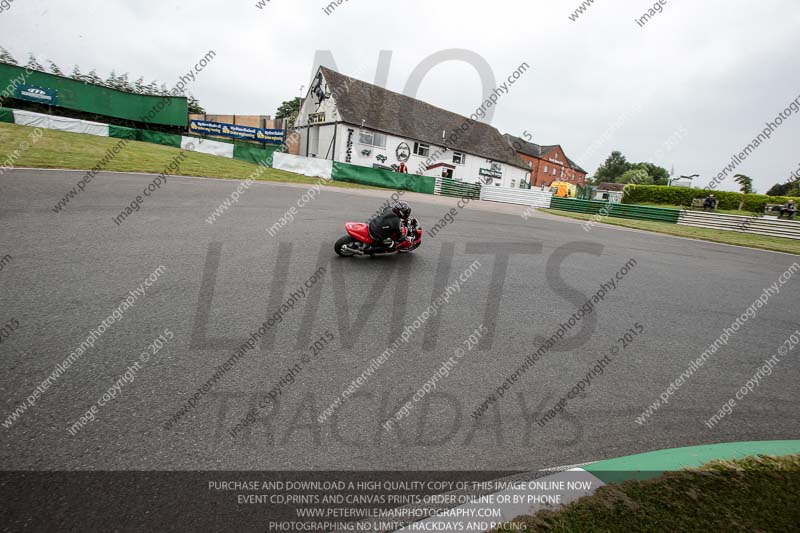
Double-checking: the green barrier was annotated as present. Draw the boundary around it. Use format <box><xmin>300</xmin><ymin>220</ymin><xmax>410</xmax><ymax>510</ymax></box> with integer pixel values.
<box><xmin>233</xmin><ymin>142</ymin><xmax>279</xmax><ymax>167</ymax></box>
<box><xmin>108</xmin><ymin>125</ymin><xmax>137</xmax><ymax>140</ymax></box>
<box><xmin>0</xmin><ymin>107</ymin><xmax>13</xmax><ymax>123</ymax></box>
<box><xmin>551</xmin><ymin>197</ymin><xmax>680</xmax><ymax>223</ymax></box>
<box><xmin>332</xmin><ymin>162</ymin><xmax>435</xmax><ymax>194</ymax></box>
<box><xmin>440</xmin><ymin>178</ymin><xmax>481</xmax><ymax>199</ymax></box>
<box><xmin>0</xmin><ymin>63</ymin><xmax>187</xmax><ymax>127</ymax></box>
<box><xmin>136</xmin><ymin>130</ymin><xmax>182</xmax><ymax>148</ymax></box>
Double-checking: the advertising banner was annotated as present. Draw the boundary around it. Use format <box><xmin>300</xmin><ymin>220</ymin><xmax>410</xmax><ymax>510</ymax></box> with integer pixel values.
<box><xmin>15</xmin><ymin>84</ymin><xmax>58</xmax><ymax>106</ymax></box>
<box><xmin>189</xmin><ymin>120</ymin><xmax>284</xmax><ymax>145</ymax></box>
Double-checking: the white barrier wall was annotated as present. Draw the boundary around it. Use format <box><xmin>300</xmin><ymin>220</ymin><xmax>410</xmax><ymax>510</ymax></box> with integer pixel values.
<box><xmin>480</xmin><ymin>185</ymin><xmax>552</xmax><ymax>208</ymax></box>
<box><xmin>181</xmin><ymin>136</ymin><xmax>234</xmax><ymax>158</ymax></box>
<box><xmin>678</xmin><ymin>210</ymin><xmax>800</xmax><ymax>240</ymax></box>
<box><xmin>272</xmin><ymin>152</ymin><xmax>333</xmax><ymax>180</ymax></box>
<box><xmin>12</xmin><ymin>109</ymin><xmax>109</xmax><ymax>137</ymax></box>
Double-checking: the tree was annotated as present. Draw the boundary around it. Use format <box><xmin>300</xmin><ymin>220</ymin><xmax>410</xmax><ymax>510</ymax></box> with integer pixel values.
<box><xmin>636</xmin><ymin>162</ymin><xmax>670</xmax><ymax>185</ymax></box>
<box><xmin>117</xmin><ymin>72</ymin><xmax>132</xmax><ymax>92</ymax></box>
<box><xmin>105</xmin><ymin>70</ymin><xmax>119</xmax><ymax>88</ymax></box>
<box><xmin>86</xmin><ymin>69</ymin><xmax>102</xmax><ymax>85</ymax></box>
<box><xmin>276</xmin><ymin>97</ymin><xmax>303</xmax><ymax>125</ymax></box>
<box><xmin>47</xmin><ymin>60</ymin><xmax>65</xmax><ymax>76</ymax></box>
<box><xmin>0</xmin><ymin>46</ymin><xmax>18</xmax><ymax>65</ymax></box>
<box><xmin>133</xmin><ymin>76</ymin><xmax>145</xmax><ymax>94</ymax></box>
<box><xmin>26</xmin><ymin>54</ymin><xmax>44</xmax><ymax>72</ymax></box>
<box><xmin>145</xmin><ymin>80</ymin><xmax>160</xmax><ymax>96</ymax></box>
<box><xmin>187</xmin><ymin>95</ymin><xmax>205</xmax><ymax>114</ymax></box>
<box><xmin>765</xmin><ymin>182</ymin><xmax>792</xmax><ymax>197</ymax></box>
<box><xmin>592</xmin><ymin>151</ymin><xmax>632</xmax><ymax>183</ymax></box>
<box><xmin>734</xmin><ymin>174</ymin><xmax>753</xmax><ymax>194</ymax></box>
<box><xmin>618</xmin><ymin>168</ymin><xmax>654</xmax><ymax>185</ymax></box>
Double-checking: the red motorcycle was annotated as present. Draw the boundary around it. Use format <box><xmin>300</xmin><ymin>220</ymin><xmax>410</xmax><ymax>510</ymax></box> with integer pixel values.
<box><xmin>334</xmin><ymin>218</ymin><xmax>423</xmax><ymax>257</ymax></box>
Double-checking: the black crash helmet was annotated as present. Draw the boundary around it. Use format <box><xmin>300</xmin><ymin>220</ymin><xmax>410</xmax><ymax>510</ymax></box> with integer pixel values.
<box><xmin>392</xmin><ymin>201</ymin><xmax>411</xmax><ymax>220</ymax></box>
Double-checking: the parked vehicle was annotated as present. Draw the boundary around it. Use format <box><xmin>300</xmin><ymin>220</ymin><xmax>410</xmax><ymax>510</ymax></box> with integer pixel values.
<box><xmin>550</xmin><ymin>181</ymin><xmax>577</xmax><ymax>198</ymax></box>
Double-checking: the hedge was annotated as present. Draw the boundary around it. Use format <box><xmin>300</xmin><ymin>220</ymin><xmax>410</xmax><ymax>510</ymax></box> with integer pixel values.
<box><xmin>740</xmin><ymin>193</ymin><xmax>800</xmax><ymax>212</ymax></box>
<box><xmin>622</xmin><ymin>185</ymin><xmax>800</xmax><ymax>212</ymax></box>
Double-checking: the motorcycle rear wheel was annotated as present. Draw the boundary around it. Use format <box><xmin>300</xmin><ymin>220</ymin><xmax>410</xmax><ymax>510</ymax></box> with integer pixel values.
<box><xmin>335</xmin><ymin>235</ymin><xmax>359</xmax><ymax>256</ymax></box>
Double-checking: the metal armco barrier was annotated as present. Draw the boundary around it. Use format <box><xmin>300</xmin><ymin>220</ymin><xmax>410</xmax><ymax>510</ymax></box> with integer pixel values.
<box><xmin>435</xmin><ymin>178</ymin><xmax>481</xmax><ymax>199</ymax></box>
<box><xmin>678</xmin><ymin>210</ymin><xmax>800</xmax><ymax>240</ymax></box>
<box><xmin>480</xmin><ymin>185</ymin><xmax>552</xmax><ymax>208</ymax></box>
<box><xmin>550</xmin><ymin>197</ymin><xmax>680</xmax><ymax>223</ymax></box>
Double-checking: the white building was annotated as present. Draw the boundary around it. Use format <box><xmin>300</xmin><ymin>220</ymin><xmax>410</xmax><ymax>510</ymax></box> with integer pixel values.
<box><xmin>294</xmin><ymin>67</ymin><xmax>531</xmax><ymax>188</ymax></box>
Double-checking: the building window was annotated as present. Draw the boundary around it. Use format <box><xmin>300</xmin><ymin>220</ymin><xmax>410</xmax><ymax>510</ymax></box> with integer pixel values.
<box><xmin>543</xmin><ymin>165</ymin><xmax>548</xmax><ymax>173</ymax></box>
<box><xmin>452</xmin><ymin>152</ymin><xmax>465</xmax><ymax>165</ymax></box>
<box><xmin>510</xmin><ymin>179</ymin><xmax>516</xmax><ymax>188</ymax></box>
<box><xmin>413</xmin><ymin>142</ymin><xmax>430</xmax><ymax>157</ymax></box>
<box><xmin>359</xmin><ymin>130</ymin><xmax>387</xmax><ymax>148</ymax></box>
<box><xmin>552</xmin><ymin>167</ymin><xmax>557</xmax><ymax>175</ymax></box>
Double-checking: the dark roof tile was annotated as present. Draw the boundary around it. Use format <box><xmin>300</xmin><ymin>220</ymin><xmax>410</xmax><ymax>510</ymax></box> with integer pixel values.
<box><xmin>505</xmin><ymin>133</ymin><xmax>587</xmax><ymax>174</ymax></box>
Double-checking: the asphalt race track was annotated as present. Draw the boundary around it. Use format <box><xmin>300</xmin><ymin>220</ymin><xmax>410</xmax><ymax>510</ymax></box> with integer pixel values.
<box><xmin>1</xmin><ymin>169</ymin><xmax>798</xmax><ymax>471</ymax></box>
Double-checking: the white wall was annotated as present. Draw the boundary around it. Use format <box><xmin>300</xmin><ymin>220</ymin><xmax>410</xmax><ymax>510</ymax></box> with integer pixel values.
<box><xmin>13</xmin><ymin>109</ymin><xmax>109</xmax><ymax>137</ymax></box>
<box><xmin>180</xmin><ymin>137</ymin><xmax>234</xmax><ymax>158</ymax></box>
<box><xmin>272</xmin><ymin>152</ymin><xmax>333</xmax><ymax>180</ymax></box>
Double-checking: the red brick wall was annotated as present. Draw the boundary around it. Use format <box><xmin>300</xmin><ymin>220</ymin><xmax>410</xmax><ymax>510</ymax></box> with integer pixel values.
<box><xmin>516</xmin><ymin>152</ymin><xmax>586</xmax><ymax>188</ymax></box>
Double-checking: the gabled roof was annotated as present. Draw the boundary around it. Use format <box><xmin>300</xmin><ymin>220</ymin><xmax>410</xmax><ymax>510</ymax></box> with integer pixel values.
<box><xmin>566</xmin><ymin>156</ymin><xmax>587</xmax><ymax>174</ymax></box>
<box><xmin>505</xmin><ymin>133</ymin><xmax>587</xmax><ymax>174</ymax></box>
<box><xmin>597</xmin><ymin>182</ymin><xmax>625</xmax><ymax>191</ymax></box>
<box><xmin>319</xmin><ymin>67</ymin><xmax>529</xmax><ymax>169</ymax></box>
<box><xmin>505</xmin><ymin>134</ymin><xmax>554</xmax><ymax>159</ymax></box>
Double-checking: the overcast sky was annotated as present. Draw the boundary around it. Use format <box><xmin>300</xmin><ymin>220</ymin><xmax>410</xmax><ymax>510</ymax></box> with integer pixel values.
<box><xmin>2</xmin><ymin>0</ymin><xmax>799</xmax><ymax>192</ymax></box>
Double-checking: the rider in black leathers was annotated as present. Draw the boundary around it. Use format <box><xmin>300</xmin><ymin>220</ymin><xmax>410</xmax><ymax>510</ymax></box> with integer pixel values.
<box><xmin>368</xmin><ymin>201</ymin><xmax>412</xmax><ymax>252</ymax></box>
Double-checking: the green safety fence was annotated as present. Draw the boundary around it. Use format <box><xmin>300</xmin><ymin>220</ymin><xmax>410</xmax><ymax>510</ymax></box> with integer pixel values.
<box><xmin>233</xmin><ymin>141</ymin><xmax>279</xmax><ymax>166</ymax></box>
<box><xmin>439</xmin><ymin>178</ymin><xmax>481</xmax><ymax>199</ymax></box>
<box><xmin>0</xmin><ymin>63</ymin><xmax>187</xmax><ymax>127</ymax></box>
<box><xmin>551</xmin><ymin>197</ymin><xmax>680</xmax><ymax>223</ymax></box>
<box><xmin>0</xmin><ymin>107</ymin><xmax>13</xmax><ymax>123</ymax></box>
<box><xmin>108</xmin><ymin>125</ymin><xmax>137</xmax><ymax>140</ymax></box>
<box><xmin>575</xmin><ymin>184</ymin><xmax>595</xmax><ymax>200</ymax></box>
<box><xmin>136</xmin><ymin>130</ymin><xmax>182</xmax><ymax>148</ymax></box>
<box><xmin>332</xmin><ymin>162</ymin><xmax>436</xmax><ymax>194</ymax></box>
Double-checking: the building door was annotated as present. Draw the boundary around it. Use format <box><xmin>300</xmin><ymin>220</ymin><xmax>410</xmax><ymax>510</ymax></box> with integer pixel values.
<box><xmin>307</xmin><ymin>127</ymin><xmax>320</xmax><ymax>157</ymax></box>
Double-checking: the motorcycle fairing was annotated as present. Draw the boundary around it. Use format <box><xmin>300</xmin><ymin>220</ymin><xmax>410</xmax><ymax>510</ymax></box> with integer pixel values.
<box><xmin>345</xmin><ymin>222</ymin><xmax>375</xmax><ymax>244</ymax></box>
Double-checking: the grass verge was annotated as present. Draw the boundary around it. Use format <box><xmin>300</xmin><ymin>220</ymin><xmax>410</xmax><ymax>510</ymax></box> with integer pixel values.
<box><xmin>0</xmin><ymin>122</ymin><xmax>379</xmax><ymax>190</ymax></box>
<box><xmin>544</xmin><ymin>209</ymin><xmax>800</xmax><ymax>255</ymax></box>
<box><xmin>494</xmin><ymin>454</ymin><xmax>800</xmax><ymax>532</ymax></box>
